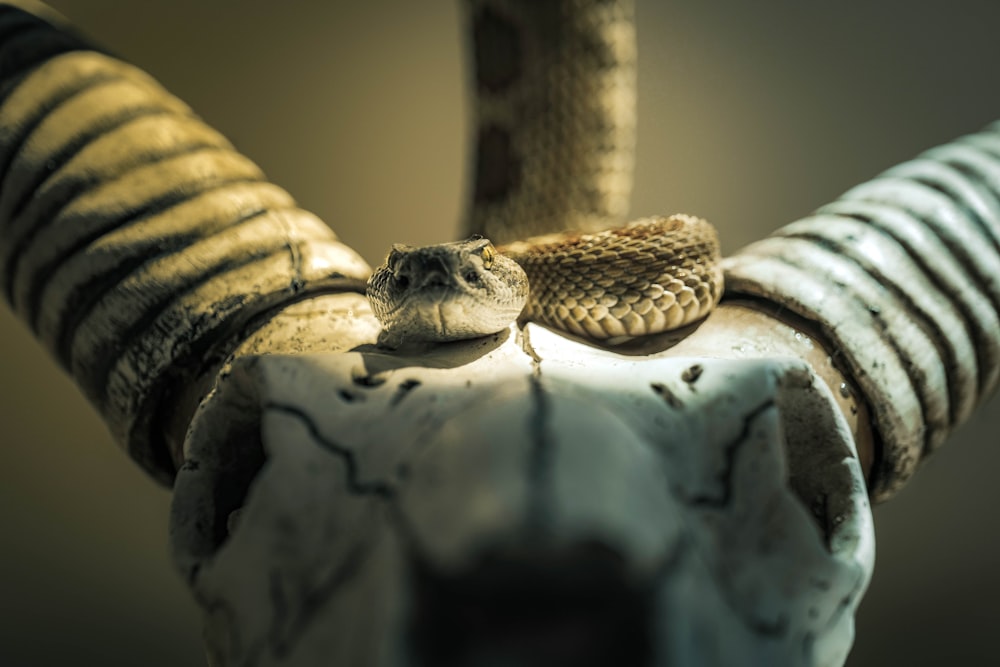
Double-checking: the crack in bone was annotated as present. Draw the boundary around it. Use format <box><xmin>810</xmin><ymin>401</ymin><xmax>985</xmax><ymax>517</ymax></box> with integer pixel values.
<box><xmin>264</xmin><ymin>401</ymin><xmax>395</xmax><ymax>499</ymax></box>
<box><xmin>688</xmin><ymin>399</ymin><xmax>777</xmax><ymax>508</ymax></box>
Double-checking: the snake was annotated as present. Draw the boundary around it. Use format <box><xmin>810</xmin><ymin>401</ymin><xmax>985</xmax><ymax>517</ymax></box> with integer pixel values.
<box><xmin>366</xmin><ymin>0</ymin><xmax>723</xmax><ymax>346</ymax></box>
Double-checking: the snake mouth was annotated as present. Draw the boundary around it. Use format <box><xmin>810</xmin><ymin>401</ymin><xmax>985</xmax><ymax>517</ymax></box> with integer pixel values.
<box><xmin>374</xmin><ymin>283</ymin><xmax>466</xmax><ymax>323</ymax></box>
<box><xmin>378</xmin><ymin>285</ymin><xmax>517</xmax><ymax>342</ymax></box>
<box><xmin>391</xmin><ymin>286</ymin><xmax>471</xmax><ymax>321</ymax></box>
<box><xmin>407</xmin><ymin>545</ymin><xmax>653</xmax><ymax>667</ymax></box>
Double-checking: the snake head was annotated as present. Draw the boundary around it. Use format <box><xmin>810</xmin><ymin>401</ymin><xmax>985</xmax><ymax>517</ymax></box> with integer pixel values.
<box><xmin>366</xmin><ymin>237</ymin><xmax>528</xmax><ymax>344</ymax></box>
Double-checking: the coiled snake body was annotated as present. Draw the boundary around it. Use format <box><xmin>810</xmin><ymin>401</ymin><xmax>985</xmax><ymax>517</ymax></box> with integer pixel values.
<box><xmin>367</xmin><ymin>215</ymin><xmax>722</xmax><ymax>345</ymax></box>
<box><xmin>366</xmin><ymin>0</ymin><xmax>723</xmax><ymax>345</ymax></box>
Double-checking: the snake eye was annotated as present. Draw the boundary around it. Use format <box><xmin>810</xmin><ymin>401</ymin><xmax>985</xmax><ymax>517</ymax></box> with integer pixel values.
<box><xmin>480</xmin><ymin>243</ymin><xmax>496</xmax><ymax>270</ymax></box>
<box><xmin>395</xmin><ymin>273</ymin><xmax>410</xmax><ymax>289</ymax></box>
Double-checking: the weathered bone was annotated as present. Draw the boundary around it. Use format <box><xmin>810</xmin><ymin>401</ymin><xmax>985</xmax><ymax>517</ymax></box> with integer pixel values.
<box><xmin>0</xmin><ymin>2</ymin><xmax>997</xmax><ymax>666</ymax></box>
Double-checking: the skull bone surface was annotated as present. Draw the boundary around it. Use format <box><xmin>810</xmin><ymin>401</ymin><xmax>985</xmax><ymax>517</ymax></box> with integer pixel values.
<box><xmin>171</xmin><ymin>324</ymin><xmax>873</xmax><ymax>667</ymax></box>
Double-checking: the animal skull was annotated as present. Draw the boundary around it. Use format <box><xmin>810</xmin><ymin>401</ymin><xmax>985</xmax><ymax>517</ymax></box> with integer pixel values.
<box><xmin>171</xmin><ymin>323</ymin><xmax>873</xmax><ymax>667</ymax></box>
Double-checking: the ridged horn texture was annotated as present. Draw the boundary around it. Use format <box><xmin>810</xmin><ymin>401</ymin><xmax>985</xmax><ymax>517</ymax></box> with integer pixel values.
<box><xmin>0</xmin><ymin>4</ymin><xmax>371</xmax><ymax>484</ymax></box>
<box><xmin>463</xmin><ymin>0</ymin><xmax>636</xmax><ymax>244</ymax></box>
<box><xmin>725</xmin><ymin>123</ymin><xmax>1000</xmax><ymax>501</ymax></box>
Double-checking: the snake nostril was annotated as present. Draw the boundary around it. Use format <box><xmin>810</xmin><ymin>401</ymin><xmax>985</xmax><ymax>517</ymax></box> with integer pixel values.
<box><xmin>463</xmin><ymin>270</ymin><xmax>480</xmax><ymax>285</ymax></box>
<box><xmin>395</xmin><ymin>273</ymin><xmax>410</xmax><ymax>289</ymax></box>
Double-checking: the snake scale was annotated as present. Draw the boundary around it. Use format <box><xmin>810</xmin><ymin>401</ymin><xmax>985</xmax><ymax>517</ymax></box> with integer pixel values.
<box><xmin>367</xmin><ymin>0</ymin><xmax>723</xmax><ymax>345</ymax></box>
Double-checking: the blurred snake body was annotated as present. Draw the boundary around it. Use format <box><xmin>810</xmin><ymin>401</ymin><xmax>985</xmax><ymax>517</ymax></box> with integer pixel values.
<box><xmin>366</xmin><ymin>0</ymin><xmax>723</xmax><ymax>345</ymax></box>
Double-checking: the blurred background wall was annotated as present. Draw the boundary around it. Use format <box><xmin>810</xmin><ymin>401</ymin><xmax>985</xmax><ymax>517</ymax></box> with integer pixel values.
<box><xmin>1</xmin><ymin>1</ymin><xmax>998</xmax><ymax>664</ymax></box>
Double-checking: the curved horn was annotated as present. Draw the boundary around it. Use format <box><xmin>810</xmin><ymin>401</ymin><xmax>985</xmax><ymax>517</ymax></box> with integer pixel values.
<box><xmin>0</xmin><ymin>2</ymin><xmax>372</xmax><ymax>482</ymax></box>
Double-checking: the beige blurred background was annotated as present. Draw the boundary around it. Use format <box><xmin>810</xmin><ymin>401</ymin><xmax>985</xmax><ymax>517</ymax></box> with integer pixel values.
<box><xmin>1</xmin><ymin>1</ymin><xmax>998</xmax><ymax>664</ymax></box>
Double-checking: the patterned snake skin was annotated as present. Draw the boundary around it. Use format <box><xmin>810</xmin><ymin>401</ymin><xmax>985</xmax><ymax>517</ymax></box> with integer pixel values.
<box><xmin>1</xmin><ymin>0</ymin><xmax>995</xmax><ymax>500</ymax></box>
<box><xmin>367</xmin><ymin>0</ymin><xmax>723</xmax><ymax>344</ymax></box>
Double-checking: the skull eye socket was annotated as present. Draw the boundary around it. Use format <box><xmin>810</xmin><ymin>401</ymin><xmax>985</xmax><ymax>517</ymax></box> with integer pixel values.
<box><xmin>480</xmin><ymin>243</ymin><xmax>496</xmax><ymax>270</ymax></box>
